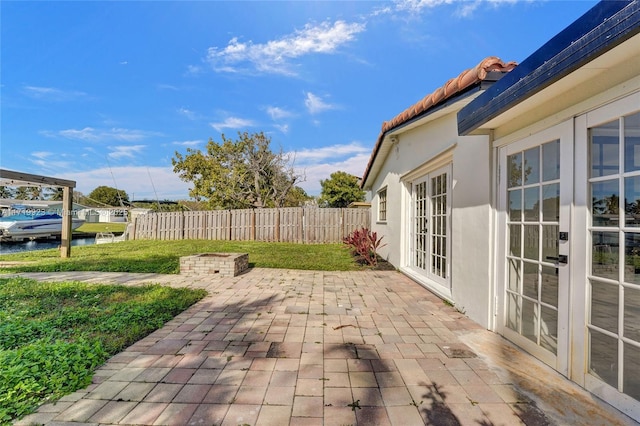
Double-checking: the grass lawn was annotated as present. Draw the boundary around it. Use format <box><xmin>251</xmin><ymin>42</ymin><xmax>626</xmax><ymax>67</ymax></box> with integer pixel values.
<box><xmin>75</xmin><ymin>222</ymin><xmax>127</xmax><ymax>234</ymax></box>
<box><xmin>0</xmin><ymin>277</ymin><xmax>206</xmax><ymax>423</ymax></box>
<box><xmin>0</xmin><ymin>239</ymin><xmax>362</xmax><ymax>274</ymax></box>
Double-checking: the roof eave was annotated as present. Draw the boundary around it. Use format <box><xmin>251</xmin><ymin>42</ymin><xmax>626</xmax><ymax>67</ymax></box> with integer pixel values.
<box><xmin>361</xmin><ymin>82</ymin><xmax>488</xmax><ymax>190</ymax></box>
<box><xmin>458</xmin><ymin>0</ymin><xmax>640</xmax><ymax>136</ymax></box>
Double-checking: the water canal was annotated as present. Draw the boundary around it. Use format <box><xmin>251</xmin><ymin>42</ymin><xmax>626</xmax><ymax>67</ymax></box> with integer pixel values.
<box><xmin>0</xmin><ymin>237</ymin><xmax>96</xmax><ymax>255</ymax></box>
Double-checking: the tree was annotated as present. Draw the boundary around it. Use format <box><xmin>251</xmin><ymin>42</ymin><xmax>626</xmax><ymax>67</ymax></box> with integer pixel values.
<box><xmin>172</xmin><ymin>131</ymin><xmax>301</xmax><ymax>209</ymax></box>
<box><xmin>319</xmin><ymin>171</ymin><xmax>365</xmax><ymax>208</ymax></box>
<box><xmin>88</xmin><ymin>186</ymin><xmax>129</xmax><ymax>207</ymax></box>
<box><xmin>283</xmin><ymin>186</ymin><xmax>313</xmax><ymax>207</ymax></box>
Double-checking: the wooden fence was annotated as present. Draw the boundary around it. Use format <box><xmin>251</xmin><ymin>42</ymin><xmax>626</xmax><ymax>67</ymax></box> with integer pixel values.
<box><xmin>132</xmin><ymin>207</ymin><xmax>370</xmax><ymax>243</ymax></box>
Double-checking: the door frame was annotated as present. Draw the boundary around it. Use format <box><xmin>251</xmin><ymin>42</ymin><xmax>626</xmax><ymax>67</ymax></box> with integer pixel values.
<box><xmin>401</xmin><ymin>163</ymin><xmax>453</xmax><ymax>300</ymax></box>
<box><xmin>495</xmin><ymin>120</ymin><xmax>574</xmax><ymax>375</ymax></box>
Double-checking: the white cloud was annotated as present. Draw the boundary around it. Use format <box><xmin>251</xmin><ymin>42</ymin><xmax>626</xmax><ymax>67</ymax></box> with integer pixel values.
<box><xmin>31</xmin><ymin>151</ymin><xmax>52</xmax><ymax>160</ymax></box>
<box><xmin>185</xmin><ymin>64</ymin><xmax>204</xmax><ymax>75</ymax></box>
<box><xmin>206</xmin><ymin>20</ymin><xmax>365</xmax><ymax>75</ymax></box>
<box><xmin>68</xmin><ymin>166</ymin><xmax>192</xmax><ymax>200</ymax></box>
<box><xmin>23</xmin><ymin>85</ymin><xmax>88</xmax><ymax>101</ymax></box>
<box><xmin>172</xmin><ymin>140</ymin><xmax>202</xmax><ymax>147</ymax></box>
<box><xmin>274</xmin><ymin>124</ymin><xmax>290</xmax><ymax>134</ymax></box>
<box><xmin>304</xmin><ymin>92</ymin><xmax>336</xmax><ymax>115</ymax></box>
<box><xmin>293</xmin><ymin>142</ymin><xmax>370</xmax><ymax>162</ymax></box>
<box><xmin>394</xmin><ymin>0</ymin><xmax>453</xmax><ymax>12</ymax></box>
<box><xmin>158</xmin><ymin>83</ymin><xmax>179</xmax><ymax>91</ymax></box>
<box><xmin>28</xmin><ymin>152</ymin><xmax>74</xmax><ymax>172</ymax></box>
<box><xmin>286</xmin><ymin>142</ymin><xmax>371</xmax><ymax>195</ymax></box>
<box><xmin>41</xmin><ymin>127</ymin><xmax>163</xmax><ymax>143</ymax></box>
<box><xmin>210</xmin><ymin>117</ymin><xmax>256</xmax><ymax>132</ymax></box>
<box><xmin>295</xmin><ymin>152</ymin><xmax>371</xmax><ymax>195</ymax></box>
<box><xmin>266</xmin><ymin>106</ymin><xmax>294</xmax><ymax>120</ymax></box>
<box><xmin>178</xmin><ymin>107</ymin><xmax>198</xmax><ymax>120</ymax></box>
<box><xmin>394</xmin><ymin>0</ymin><xmax>519</xmax><ymax>17</ymax></box>
<box><xmin>108</xmin><ymin>145</ymin><xmax>146</xmax><ymax>160</ymax></box>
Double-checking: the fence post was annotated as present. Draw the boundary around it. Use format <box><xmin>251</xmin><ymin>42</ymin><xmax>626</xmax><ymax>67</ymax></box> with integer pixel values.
<box><xmin>251</xmin><ymin>209</ymin><xmax>256</xmax><ymax>241</ymax></box>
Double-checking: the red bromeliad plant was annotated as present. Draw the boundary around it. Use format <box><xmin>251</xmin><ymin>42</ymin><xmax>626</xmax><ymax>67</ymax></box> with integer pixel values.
<box><xmin>343</xmin><ymin>228</ymin><xmax>386</xmax><ymax>267</ymax></box>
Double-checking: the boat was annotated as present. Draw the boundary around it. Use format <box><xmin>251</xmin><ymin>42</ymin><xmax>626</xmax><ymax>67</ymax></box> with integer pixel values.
<box><xmin>0</xmin><ymin>213</ymin><xmax>85</xmax><ymax>242</ymax></box>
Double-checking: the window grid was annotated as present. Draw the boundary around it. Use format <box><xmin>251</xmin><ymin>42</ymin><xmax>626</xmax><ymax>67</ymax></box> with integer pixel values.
<box><xmin>588</xmin><ymin>111</ymin><xmax>640</xmax><ymax>400</ymax></box>
<box><xmin>506</xmin><ymin>140</ymin><xmax>560</xmax><ymax>355</ymax></box>
<box><xmin>378</xmin><ymin>188</ymin><xmax>387</xmax><ymax>222</ymax></box>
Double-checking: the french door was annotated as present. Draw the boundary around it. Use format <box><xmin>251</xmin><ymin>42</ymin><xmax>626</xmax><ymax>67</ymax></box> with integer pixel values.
<box><xmin>498</xmin><ymin>122</ymin><xmax>572</xmax><ymax>372</ymax></box>
<box><xmin>409</xmin><ymin>165</ymin><xmax>451</xmax><ymax>295</ymax></box>
<box><xmin>582</xmin><ymin>100</ymin><xmax>640</xmax><ymax>416</ymax></box>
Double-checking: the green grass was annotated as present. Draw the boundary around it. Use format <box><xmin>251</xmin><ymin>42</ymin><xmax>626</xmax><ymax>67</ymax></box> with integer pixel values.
<box><xmin>75</xmin><ymin>222</ymin><xmax>127</xmax><ymax>234</ymax></box>
<box><xmin>0</xmin><ymin>240</ymin><xmax>361</xmax><ymax>274</ymax></box>
<box><xmin>0</xmin><ymin>277</ymin><xmax>206</xmax><ymax>424</ymax></box>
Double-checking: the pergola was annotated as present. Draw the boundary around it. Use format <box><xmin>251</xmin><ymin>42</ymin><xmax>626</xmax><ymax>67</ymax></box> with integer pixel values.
<box><xmin>0</xmin><ymin>169</ymin><xmax>77</xmax><ymax>258</ymax></box>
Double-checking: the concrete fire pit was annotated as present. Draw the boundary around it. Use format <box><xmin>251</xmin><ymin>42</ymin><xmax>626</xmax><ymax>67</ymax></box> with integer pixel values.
<box><xmin>180</xmin><ymin>253</ymin><xmax>249</xmax><ymax>277</ymax></box>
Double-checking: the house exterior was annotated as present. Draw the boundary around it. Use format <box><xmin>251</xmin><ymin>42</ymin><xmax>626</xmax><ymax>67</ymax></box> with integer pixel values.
<box><xmin>77</xmin><ymin>208</ymin><xmax>128</xmax><ymax>223</ymax></box>
<box><xmin>361</xmin><ymin>56</ymin><xmax>517</xmax><ymax>326</ymax></box>
<box><xmin>362</xmin><ymin>0</ymin><xmax>639</xmax><ymax>420</ymax></box>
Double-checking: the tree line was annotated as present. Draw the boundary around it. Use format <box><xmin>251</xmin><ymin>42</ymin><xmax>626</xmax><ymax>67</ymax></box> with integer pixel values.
<box><xmin>2</xmin><ymin>131</ymin><xmax>367</xmax><ymax>211</ymax></box>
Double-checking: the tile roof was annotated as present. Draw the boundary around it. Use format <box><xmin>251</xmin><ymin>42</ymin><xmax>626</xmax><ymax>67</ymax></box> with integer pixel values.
<box><xmin>361</xmin><ymin>56</ymin><xmax>517</xmax><ymax>188</ymax></box>
<box><xmin>381</xmin><ymin>56</ymin><xmax>516</xmax><ymax>133</ymax></box>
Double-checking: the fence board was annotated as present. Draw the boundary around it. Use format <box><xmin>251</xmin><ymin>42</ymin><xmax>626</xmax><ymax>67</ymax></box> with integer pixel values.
<box><xmin>184</xmin><ymin>211</ymin><xmax>207</xmax><ymax>239</ymax></box>
<box><xmin>206</xmin><ymin>210</ymin><xmax>230</xmax><ymax>240</ymax></box>
<box><xmin>255</xmin><ymin>208</ymin><xmax>278</xmax><ymax>241</ymax></box>
<box><xmin>133</xmin><ymin>207</ymin><xmax>369</xmax><ymax>243</ymax></box>
<box><xmin>280</xmin><ymin>208</ymin><xmax>303</xmax><ymax>243</ymax></box>
<box><xmin>230</xmin><ymin>209</ymin><xmax>253</xmax><ymax>241</ymax></box>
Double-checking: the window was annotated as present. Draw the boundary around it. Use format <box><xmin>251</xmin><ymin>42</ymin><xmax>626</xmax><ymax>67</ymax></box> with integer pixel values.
<box><xmin>378</xmin><ymin>188</ymin><xmax>387</xmax><ymax>222</ymax></box>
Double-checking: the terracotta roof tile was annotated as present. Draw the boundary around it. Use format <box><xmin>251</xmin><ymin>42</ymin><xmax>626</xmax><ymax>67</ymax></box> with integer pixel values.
<box><xmin>380</xmin><ymin>57</ymin><xmax>516</xmax><ymax>134</ymax></box>
<box><xmin>362</xmin><ymin>56</ymin><xmax>516</xmax><ymax>188</ymax></box>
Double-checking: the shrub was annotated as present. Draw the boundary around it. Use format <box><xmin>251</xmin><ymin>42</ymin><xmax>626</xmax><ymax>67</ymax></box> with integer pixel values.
<box><xmin>343</xmin><ymin>228</ymin><xmax>386</xmax><ymax>267</ymax></box>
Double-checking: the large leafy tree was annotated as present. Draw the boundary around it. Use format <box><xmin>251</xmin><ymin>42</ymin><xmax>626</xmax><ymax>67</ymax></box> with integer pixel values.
<box><xmin>319</xmin><ymin>171</ymin><xmax>365</xmax><ymax>208</ymax></box>
<box><xmin>88</xmin><ymin>186</ymin><xmax>129</xmax><ymax>207</ymax></box>
<box><xmin>172</xmin><ymin>131</ymin><xmax>301</xmax><ymax>209</ymax></box>
<box><xmin>283</xmin><ymin>186</ymin><xmax>313</xmax><ymax>207</ymax></box>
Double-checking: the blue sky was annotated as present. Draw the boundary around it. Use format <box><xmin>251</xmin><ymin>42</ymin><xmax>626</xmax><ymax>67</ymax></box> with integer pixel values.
<box><xmin>1</xmin><ymin>0</ymin><xmax>598</xmax><ymax>200</ymax></box>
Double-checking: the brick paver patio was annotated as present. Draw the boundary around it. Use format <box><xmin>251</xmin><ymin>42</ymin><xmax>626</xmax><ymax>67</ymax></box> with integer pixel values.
<box><xmin>11</xmin><ymin>269</ymin><xmax>638</xmax><ymax>426</ymax></box>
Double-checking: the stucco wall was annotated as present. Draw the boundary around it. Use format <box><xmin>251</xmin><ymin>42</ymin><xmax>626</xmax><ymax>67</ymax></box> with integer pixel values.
<box><xmin>368</xmin><ymin>110</ymin><xmax>494</xmax><ymax>328</ymax></box>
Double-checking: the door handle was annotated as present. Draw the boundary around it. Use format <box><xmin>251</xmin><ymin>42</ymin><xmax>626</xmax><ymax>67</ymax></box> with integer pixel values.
<box><xmin>546</xmin><ymin>255</ymin><xmax>568</xmax><ymax>265</ymax></box>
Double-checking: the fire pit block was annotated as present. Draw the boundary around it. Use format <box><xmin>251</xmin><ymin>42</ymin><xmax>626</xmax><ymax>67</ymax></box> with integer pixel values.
<box><xmin>180</xmin><ymin>253</ymin><xmax>249</xmax><ymax>277</ymax></box>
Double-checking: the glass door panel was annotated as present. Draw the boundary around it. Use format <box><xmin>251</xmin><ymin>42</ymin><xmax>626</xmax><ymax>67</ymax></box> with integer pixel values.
<box><xmin>506</xmin><ymin>139</ymin><xmax>561</xmax><ymax>356</ymax></box>
<box><xmin>588</xmin><ymin>111</ymin><xmax>640</xmax><ymax>403</ymax></box>
<box><xmin>410</xmin><ymin>166</ymin><xmax>451</xmax><ymax>289</ymax></box>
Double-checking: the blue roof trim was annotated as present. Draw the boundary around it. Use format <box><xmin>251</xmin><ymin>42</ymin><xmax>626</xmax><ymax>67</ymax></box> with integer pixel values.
<box><xmin>458</xmin><ymin>0</ymin><xmax>640</xmax><ymax>135</ymax></box>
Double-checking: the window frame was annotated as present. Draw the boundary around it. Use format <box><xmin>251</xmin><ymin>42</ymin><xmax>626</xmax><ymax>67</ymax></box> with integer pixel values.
<box><xmin>377</xmin><ymin>187</ymin><xmax>388</xmax><ymax>223</ymax></box>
